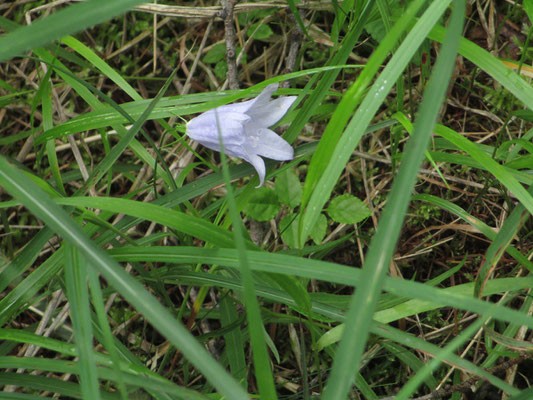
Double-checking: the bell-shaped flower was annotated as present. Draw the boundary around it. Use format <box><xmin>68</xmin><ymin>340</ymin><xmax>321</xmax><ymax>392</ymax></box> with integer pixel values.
<box><xmin>186</xmin><ymin>83</ymin><xmax>296</xmax><ymax>187</ymax></box>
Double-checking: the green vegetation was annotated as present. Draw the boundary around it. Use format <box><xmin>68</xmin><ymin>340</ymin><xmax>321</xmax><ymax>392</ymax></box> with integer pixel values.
<box><xmin>1</xmin><ymin>0</ymin><xmax>532</xmax><ymax>399</ymax></box>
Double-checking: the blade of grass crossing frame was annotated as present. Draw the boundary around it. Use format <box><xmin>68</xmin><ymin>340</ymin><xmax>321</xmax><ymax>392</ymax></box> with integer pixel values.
<box><xmin>394</xmin><ymin>113</ymin><xmax>533</xmax><ymax>280</ymax></box>
<box><xmin>0</xmin><ymin>374</ymin><xmax>114</xmax><ymax>400</ymax></box>
<box><xmin>109</xmin><ymin>246</ymin><xmax>533</xmax><ymax>330</ymax></box>
<box><xmin>321</xmin><ymin>1</ymin><xmax>466</xmax><ymax>398</ymax></box>
<box><xmin>374</xmin><ymin>322</ymin><xmax>517</xmax><ymax>394</ymax></box>
<box><xmin>299</xmin><ymin>0</ymin><xmax>453</xmax><ymax>245</ymax></box>
<box><xmin>87</xmin><ymin>267</ymin><xmax>129</xmax><ymax>400</ymax></box>
<box><xmin>0</xmin><ymin>358</ymin><xmax>208</xmax><ymax>399</ymax></box>
<box><xmin>0</xmin><ymin>227</ymin><xmax>55</xmax><ymax>293</ymax></box>
<box><xmin>90</xmin><ymin>67</ymin><xmax>178</xmax><ymax>189</ymax></box>
<box><xmin>301</xmin><ymin>0</ymin><xmax>426</xmax><ymax>209</ymax></box>
<box><xmin>435</xmin><ymin>124</ymin><xmax>533</xmax><ymax>218</ymax></box>
<box><xmin>0</xmin><ymin>0</ymin><xmax>149</xmax><ymax>62</ymax></box>
<box><xmin>381</xmin><ymin>341</ymin><xmax>437</xmax><ymax>391</ymax></box>
<box><xmin>0</xmin><ymin>157</ymin><xmax>249</xmax><ymax>400</ymax></box>
<box><xmin>61</xmin><ymin>36</ymin><xmax>141</xmax><ymax>101</ymax></box>
<box><xmin>376</xmin><ymin>0</ymin><xmax>393</xmax><ymax>33</ymax></box>
<box><xmin>286</xmin><ymin>0</ymin><xmax>309</xmax><ymax>40</ymax></box>
<box><xmin>55</xmin><ymin>196</ymin><xmax>255</xmax><ymax>249</ymax></box>
<box><xmin>31</xmin><ymin>49</ymin><xmax>174</xmax><ymax>189</ymax></box>
<box><xmin>395</xmin><ymin>317</ymin><xmax>489</xmax><ymax>399</ymax></box>
<box><xmin>215</xmin><ymin>110</ymin><xmax>277</xmax><ymax>399</ymax></box>
<box><xmin>509</xmin><ymin>388</ymin><xmax>533</xmax><ymax>400</ymax></box>
<box><xmin>42</xmin><ymin>78</ymin><xmax>66</xmax><ymax>196</ymax></box>
<box><xmin>429</xmin><ymin>25</ymin><xmax>533</xmax><ymax>112</ymax></box>
<box><xmin>282</xmin><ymin>0</ymin><xmax>375</xmax><ymax>145</ymax></box>
<box><xmin>412</xmin><ymin>194</ymin><xmax>533</xmax><ymax>273</ymax></box>
<box><xmin>59</xmin><ymin>35</ymin><xmax>181</xmax><ymax>191</ymax></box>
<box><xmin>481</xmin><ymin>294</ymin><xmax>533</xmax><ymax>370</ymax></box>
<box><xmin>475</xmin><ymin>204</ymin><xmax>530</xmax><ymax>296</ymax></box>
<box><xmin>0</xmin><ymin>251</ymin><xmax>63</xmax><ymax>327</ymax></box>
<box><xmin>64</xmin><ymin>244</ymin><xmax>101</xmax><ymax>400</ymax></box>
<box><xmin>34</xmin><ymin>66</ymin><xmax>66</xmax><ymax>196</ymax></box>
<box><xmin>219</xmin><ymin>296</ymin><xmax>247</xmax><ymax>387</ymax></box>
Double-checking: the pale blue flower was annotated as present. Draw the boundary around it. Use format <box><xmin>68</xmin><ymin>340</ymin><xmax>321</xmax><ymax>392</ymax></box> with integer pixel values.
<box><xmin>186</xmin><ymin>83</ymin><xmax>296</xmax><ymax>187</ymax></box>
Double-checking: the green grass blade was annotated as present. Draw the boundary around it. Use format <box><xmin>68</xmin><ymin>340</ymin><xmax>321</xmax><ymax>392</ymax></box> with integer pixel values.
<box><xmin>40</xmin><ymin>76</ymin><xmax>66</xmax><ymax>195</ymax></box>
<box><xmin>299</xmin><ymin>0</ymin><xmax>453</xmax><ymax>244</ymax></box>
<box><xmin>0</xmin><ymin>0</ymin><xmax>148</xmax><ymax>62</ymax></box>
<box><xmin>282</xmin><ymin>0</ymin><xmax>375</xmax><ymax>145</ymax></box>
<box><xmin>64</xmin><ymin>244</ymin><xmax>101</xmax><ymax>400</ymax></box>
<box><xmin>374</xmin><ymin>322</ymin><xmax>518</xmax><ymax>394</ymax></box>
<box><xmin>0</xmin><ymin>251</ymin><xmax>63</xmax><ymax>326</ymax></box>
<box><xmin>413</xmin><ymin>194</ymin><xmax>533</xmax><ymax>273</ymax></box>
<box><xmin>0</xmin><ymin>373</ymin><xmax>119</xmax><ymax>400</ymax></box>
<box><xmin>0</xmin><ymin>227</ymin><xmax>54</xmax><ymax>293</ymax></box>
<box><xmin>109</xmin><ymin>246</ymin><xmax>533</xmax><ymax>330</ymax></box>
<box><xmin>87</xmin><ymin>268</ymin><xmax>129</xmax><ymax>400</ymax></box>
<box><xmin>219</xmin><ymin>296</ymin><xmax>247</xmax><ymax>386</ymax></box>
<box><xmin>61</xmin><ymin>36</ymin><xmax>141</xmax><ymax>101</ymax></box>
<box><xmin>435</xmin><ymin>125</ymin><xmax>533</xmax><ymax>216</ymax></box>
<box><xmin>301</xmin><ymin>0</ymin><xmax>427</xmax><ymax>210</ymax></box>
<box><xmin>31</xmin><ymin>49</ymin><xmax>174</xmax><ymax>189</ymax></box>
<box><xmin>381</xmin><ymin>341</ymin><xmax>437</xmax><ymax>391</ymax></box>
<box><xmin>0</xmin><ymin>329</ymin><xmax>77</xmax><ymax>356</ymax></box>
<box><xmin>0</xmin><ymin>357</ymin><xmax>209</xmax><ymax>399</ymax></box>
<box><xmin>321</xmin><ymin>1</ymin><xmax>466</xmax><ymax>397</ymax></box>
<box><xmin>90</xmin><ymin>67</ymin><xmax>178</xmax><ymax>190</ymax></box>
<box><xmin>429</xmin><ymin>25</ymin><xmax>533</xmax><ymax>112</ymax></box>
<box><xmin>55</xmin><ymin>196</ymin><xmax>254</xmax><ymax>249</ymax></box>
<box><xmin>394</xmin><ymin>317</ymin><xmax>489</xmax><ymax>399</ymax></box>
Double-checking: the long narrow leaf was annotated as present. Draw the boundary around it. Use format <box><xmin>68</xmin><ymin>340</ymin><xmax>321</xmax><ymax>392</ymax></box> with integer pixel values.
<box><xmin>299</xmin><ymin>0</ymin><xmax>453</xmax><ymax>244</ymax></box>
<box><xmin>0</xmin><ymin>0</ymin><xmax>148</xmax><ymax>62</ymax></box>
<box><xmin>321</xmin><ymin>2</ymin><xmax>466</xmax><ymax>398</ymax></box>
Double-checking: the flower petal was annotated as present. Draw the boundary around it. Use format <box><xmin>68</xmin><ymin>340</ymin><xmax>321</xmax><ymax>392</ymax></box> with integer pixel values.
<box><xmin>217</xmin><ymin>84</ymin><xmax>279</xmax><ymax>115</ymax></box>
<box><xmin>245</xmin><ymin>128</ymin><xmax>294</xmax><ymax>161</ymax></box>
<box><xmin>247</xmin><ymin>96</ymin><xmax>297</xmax><ymax>128</ymax></box>
<box><xmin>186</xmin><ymin>110</ymin><xmax>249</xmax><ymax>152</ymax></box>
<box><xmin>242</xmin><ymin>152</ymin><xmax>266</xmax><ymax>188</ymax></box>
<box><xmin>247</xmin><ymin>83</ymin><xmax>279</xmax><ymax>109</ymax></box>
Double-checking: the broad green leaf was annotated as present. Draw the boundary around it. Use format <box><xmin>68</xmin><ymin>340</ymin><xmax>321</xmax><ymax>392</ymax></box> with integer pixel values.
<box><xmin>326</xmin><ymin>194</ymin><xmax>371</xmax><ymax>224</ymax></box>
<box><xmin>203</xmin><ymin>44</ymin><xmax>226</xmax><ymax>64</ymax></box>
<box><xmin>280</xmin><ymin>214</ymin><xmax>301</xmax><ymax>249</ymax></box>
<box><xmin>243</xmin><ymin>187</ymin><xmax>280</xmax><ymax>222</ymax></box>
<box><xmin>247</xmin><ymin>22</ymin><xmax>274</xmax><ymax>40</ymax></box>
<box><xmin>275</xmin><ymin>168</ymin><xmax>302</xmax><ymax>208</ymax></box>
<box><xmin>310</xmin><ymin>213</ymin><xmax>327</xmax><ymax>245</ymax></box>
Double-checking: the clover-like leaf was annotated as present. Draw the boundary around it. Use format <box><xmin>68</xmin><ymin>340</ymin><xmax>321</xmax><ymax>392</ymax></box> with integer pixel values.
<box><xmin>280</xmin><ymin>213</ymin><xmax>300</xmax><ymax>249</ymax></box>
<box><xmin>243</xmin><ymin>186</ymin><xmax>280</xmax><ymax>221</ymax></box>
<box><xmin>202</xmin><ymin>44</ymin><xmax>226</xmax><ymax>64</ymax></box>
<box><xmin>327</xmin><ymin>194</ymin><xmax>371</xmax><ymax>224</ymax></box>
<box><xmin>275</xmin><ymin>168</ymin><xmax>301</xmax><ymax>208</ymax></box>
<box><xmin>310</xmin><ymin>213</ymin><xmax>327</xmax><ymax>244</ymax></box>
